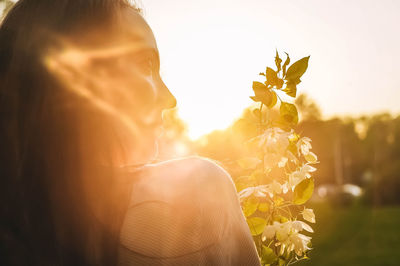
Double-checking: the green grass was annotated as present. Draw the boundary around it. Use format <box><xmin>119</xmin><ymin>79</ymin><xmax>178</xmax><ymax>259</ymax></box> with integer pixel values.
<box><xmin>298</xmin><ymin>203</ymin><xmax>400</xmax><ymax>266</ymax></box>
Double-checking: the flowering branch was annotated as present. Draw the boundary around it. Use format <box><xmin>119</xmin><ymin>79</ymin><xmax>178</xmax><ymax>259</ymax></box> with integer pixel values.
<box><xmin>235</xmin><ymin>51</ymin><xmax>318</xmax><ymax>265</ymax></box>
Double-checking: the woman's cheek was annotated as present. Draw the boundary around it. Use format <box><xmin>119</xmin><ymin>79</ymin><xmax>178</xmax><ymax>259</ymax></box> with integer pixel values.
<box><xmin>108</xmin><ymin>70</ymin><xmax>154</xmax><ymax>109</ymax></box>
<box><xmin>130</xmin><ymin>75</ymin><xmax>158</xmax><ymax>111</ymax></box>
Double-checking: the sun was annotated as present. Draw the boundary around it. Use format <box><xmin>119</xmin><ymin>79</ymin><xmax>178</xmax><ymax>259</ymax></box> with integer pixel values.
<box><xmin>157</xmin><ymin>28</ymin><xmax>274</xmax><ymax>140</ymax></box>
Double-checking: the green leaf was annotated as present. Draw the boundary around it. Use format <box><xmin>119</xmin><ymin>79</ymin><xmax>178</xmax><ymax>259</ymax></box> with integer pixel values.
<box><xmin>291</xmin><ymin>77</ymin><xmax>302</xmax><ymax>85</ymax></box>
<box><xmin>275</xmin><ymin>50</ymin><xmax>282</xmax><ymax>73</ymax></box>
<box><xmin>243</xmin><ymin>197</ymin><xmax>259</xmax><ymax>217</ymax></box>
<box><xmin>251</xmin><ymin>81</ymin><xmax>269</xmax><ymax>105</ymax></box>
<box><xmin>253</xmin><ymin>81</ymin><xmax>267</xmax><ymax>92</ymax></box>
<box><xmin>250</xmin><ymin>169</ymin><xmax>265</xmax><ymax>181</ymax></box>
<box><xmin>273</xmin><ymin>215</ymin><xmax>289</xmax><ymax>223</ymax></box>
<box><xmin>258</xmin><ymin>202</ymin><xmax>270</xmax><ymax>212</ymax></box>
<box><xmin>266</xmin><ymin>67</ymin><xmax>283</xmax><ymax>89</ymax></box>
<box><xmin>266</xmin><ymin>67</ymin><xmax>278</xmax><ymax>84</ymax></box>
<box><xmin>273</xmin><ymin>196</ymin><xmax>284</xmax><ymax>206</ymax></box>
<box><xmin>267</xmin><ymin>90</ymin><xmax>277</xmax><ymax>108</ymax></box>
<box><xmin>280</xmin><ymin>102</ymin><xmax>299</xmax><ymax>125</ymax></box>
<box><xmin>261</xmin><ymin>245</ymin><xmax>278</xmax><ymax>264</ymax></box>
<box><xmin>293</xmin><ymin>178</ymin><xmax>315</xmax><ymax>205</ymax></box>
<box><xmin>251</xmin><ymin>89</ymin><xmax>277</xmax><ymax>108</ymax></box>
<box><xmin>250</xmin><ymin>96</ymin><xmax>259</xmax><ymax>102</ymax></box>
<box><xmin>287</xmin><ymin>143</ymin><xmax>298</xmax><ymax>156</ymax></box>
<box><xmin>285</xmin><ymin>56</ymin><xmax>310</xmax><ymax>81</ymax></box>
<box><xmin>246</xmin><ymin>217</ymin><xmax>267</xmax><ymax>236</ymax></box>
<box><xmin>282</xmin><ymin>52</ymin><xmax>290</xmax><ymax>77</ymax></box>
<box><xmin>283</xmin><ymin>81</ymin><xmax>297</xmax><ymax>97</ymax></box>
<box><xmin>276</xmin><ymin>78</ymin><xmax>284</xmax><ymax>89</ymax></box>
<box><xmin>235</xmin><ymin>182</ymin><xmax>250</xmax><ymax>192</ymax></box>
<box><xmin>237</xmin><ymin>157</ymin><xmax>261</xmax><ymax>169</ymax></box>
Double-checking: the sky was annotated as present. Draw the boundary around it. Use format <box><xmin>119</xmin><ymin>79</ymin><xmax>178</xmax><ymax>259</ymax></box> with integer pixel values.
<box><xmin>141</xmin><ymin>0</ymin><xmax>400</xmax><ymax>139</ymax></box>
<box><xmin>3</xmin><ymin>0</ymin><xmax>399</xmax><ymax>139</ymax></box>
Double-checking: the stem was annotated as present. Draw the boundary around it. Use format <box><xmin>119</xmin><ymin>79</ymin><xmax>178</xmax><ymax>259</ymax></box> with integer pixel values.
<box><xmin>287</xmin><ymin>256</ymin><xmax>309</xmax><ymax>265</ymax></box>
<box><xmin>285</xmin><ymin>205</ymin><xmax>293</xmax><ymax>218</ymax></box>
<box><xmin>277</xmin><ymin>203</ymin><xmax>294</xmax><ymax>209</ymax></box>
<box><xmin>277</xmin><ymin>206</ymin><xmax>292</xmax><ymax>217</ymax></box>
<box><xmin>271</xmin><ymin>88</ymin><xmax>283</xmax><ymax>102</ymax></box>
<box><xmin>276</xmin><ymin>93</ymin><xmax>283</xmax><ymax>103</ymax></box>
<box><xmin>260</xmin><ymin>102</ymin><xmax>265</xmax><ymax>183</ymax></box>
<box><xmin>257</xmin><ymin>236</ymin><xmax>263</xmax><ymax>255</ymax></box>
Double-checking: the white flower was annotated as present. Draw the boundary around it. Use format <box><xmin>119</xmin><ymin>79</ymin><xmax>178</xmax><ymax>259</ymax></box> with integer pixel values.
<box><xmin>289</xmin><ymin>164</ymin><xmax>317</xmax><ymax>190</ymax></box>
<box><xmin>245</xmin><ymin>181</ymin><xmax>284</xmax><ymax>201</ymax></box>
<box><xmin>278</xmin><ymin>157</ymin><xmax>288</xmax><ymax>168</ymax></box>
<box><xmin>262</xmin><ymin>221</ymin><xmax>290</xmax><ymax>241</ymax></box>
<box><xmin>297</xmin><ymin>137</ymin><xmax>319</xmax><ymax>164</ymax></box>
<box><xmin>302</xmin><ymin>208</ymin><xmax>316</xmax><ymax>223</ymax></box>
<box><xmin>264</xmin><ymin>153</ymin><xmax>288</xmax><ymax>170</ymax></box>
<box><xmin>297</xmin><ymin>137</ymin><xmax>312</xmax><ymax>155</ymax></box>
<box><xmin>257</xmin><ymin>128</ymin><xmax>294</xmax><ymax>169</ymax></box>
<box><xmin>281</xmin><ymin>182</ymin><xmax>289</xmax><ymax>194</ymax></box>
<box><xmin>263</xmin><ymin>221</ymin><xmax>313</xmax><ymax>257</ymax></box>
<box><xmin>288</xmin><ymin>233</ymin><xmax>312</xmax><ymax>256</ymax></box>
<box><xmin>238</xmin><ymin>185</ymin><xmax>269</xmax><ymax>201</ymax></box>
<box><xmin>292</xmin><ymin>220</ymin><xmax>314</xmax><ymax>233</ymax></box>
<box><xmin>259</xmin><ymin>127</ymin><xmax>291</xmax><ymax>154</ymax></box>
<box><xmin>270</xmin><ymin>180</ymin><xmax>283</xmax><ymax>195</ymax></box>
<box><xmin>275</xmin><ymin>221</ymin><xmax>292</xmax><ymax>242</ymax></box>
<box><xmin>300</xmin><ymin>164</ymin><xmax>317</xmax><ymax>178</ymax></box>
<box><xmin>304</xmin><ymin>151</ymin><xmax>318</xmax><ymax>164</ymax></box>
<box><xmin>262</xmin><ymin>223</ymin><xmax>277</xmax><ymax>240</ymax></box>
<box><xmin>264</xmin><ymin>153</ymin><xmax>282</xmax><ymax>170</ymax></box>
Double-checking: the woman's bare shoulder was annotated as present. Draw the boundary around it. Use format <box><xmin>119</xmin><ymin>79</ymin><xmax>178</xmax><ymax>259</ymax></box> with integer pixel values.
<box><xmin>129</xmin><ymin>156</ymin><xmax>237</xmax><ymax>205</ymax></box>
<box><xmin>147</xmin><ymin>156</ymin><xmax>232</xmax><ymax>183</ymax></box>
<box><xmin>119</xmin><ymin>157</ymin><xmax>239</xmax><ymax>259</ymax></box>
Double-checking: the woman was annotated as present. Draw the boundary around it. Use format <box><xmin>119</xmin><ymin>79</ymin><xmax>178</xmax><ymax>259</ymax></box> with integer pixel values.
<box><xmin>0</xmin><ymin>0</ymin><xmax>261</xmax><ymax>265</ymax></box>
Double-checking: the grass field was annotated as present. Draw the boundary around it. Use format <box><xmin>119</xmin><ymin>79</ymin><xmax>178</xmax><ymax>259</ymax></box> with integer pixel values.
<box><xmin>298</xmin><ymin>202</ymin><xmax>400</xmax><ymax>266</ymax></box>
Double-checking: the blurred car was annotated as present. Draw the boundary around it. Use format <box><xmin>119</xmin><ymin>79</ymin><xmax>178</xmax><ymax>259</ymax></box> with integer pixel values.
<box><xmin>313</xmin><ymin>183</ymin><xmax>363</xmax><ymax>206</ymax></box>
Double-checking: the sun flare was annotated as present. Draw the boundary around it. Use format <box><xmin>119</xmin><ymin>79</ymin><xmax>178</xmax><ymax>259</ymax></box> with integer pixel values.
<box><xmin>142</xmin><ymin>0</ymin><xmax>400</xmax><ymax>140</ymax></box>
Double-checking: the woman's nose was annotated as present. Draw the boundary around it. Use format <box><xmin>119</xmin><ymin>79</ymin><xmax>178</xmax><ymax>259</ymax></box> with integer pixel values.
<box><xmin>159</xmin><ymin>80</ymin><xmax>177</xmax><ymax>110</ymax></box>
<box><xmin>166</xmin><ymin>90</ymin><xmax>177</xmax><ymax>109</ymax></box>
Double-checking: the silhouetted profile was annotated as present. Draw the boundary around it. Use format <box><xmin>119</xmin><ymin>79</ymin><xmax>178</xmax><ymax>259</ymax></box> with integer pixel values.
<box><xmin>0</xmin><ymin>1</ymin><xmax>260</xmax><ymax>265</ymax></box>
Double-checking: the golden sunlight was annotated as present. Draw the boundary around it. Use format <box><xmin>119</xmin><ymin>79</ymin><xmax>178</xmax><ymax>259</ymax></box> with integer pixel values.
<box><xmin>143</xmin><ymin>0</ymin><xmax>400</xmax><ymax>139</ymax></box>
<box><xmin>2</xmin><ymin>1</ymin><xmax>400</xmax><ymax>265</ymax></box>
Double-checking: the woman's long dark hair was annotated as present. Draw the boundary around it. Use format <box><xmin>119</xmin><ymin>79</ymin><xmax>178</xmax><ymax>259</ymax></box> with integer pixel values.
<box><xmin>0</xmin><ymin>1</ymin><xmax>141</xmax><ymax>265</ymax></box>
